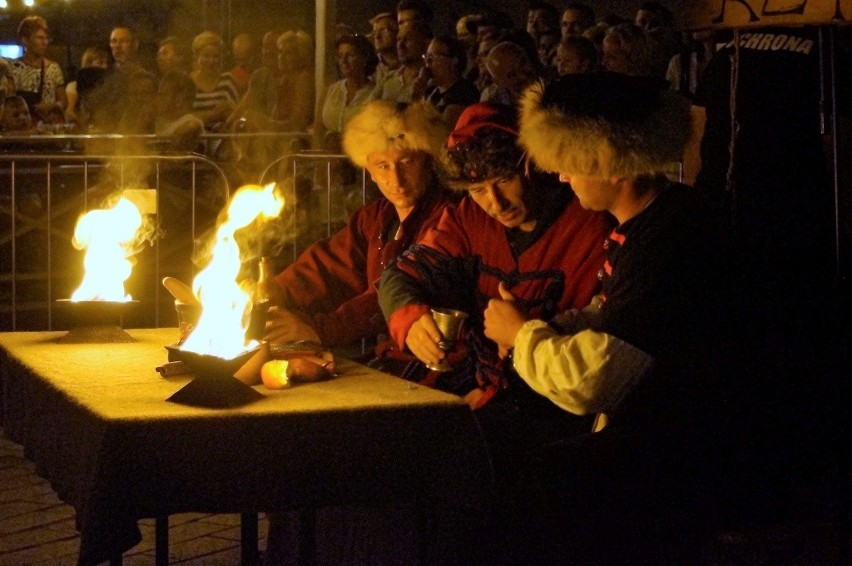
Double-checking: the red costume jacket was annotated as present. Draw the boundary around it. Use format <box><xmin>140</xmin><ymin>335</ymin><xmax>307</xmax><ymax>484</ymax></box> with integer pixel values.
<box><xmin>272</xmin><ymin>186</ymin><xmax>454</xmax><ymax>346</ymax></box>
<box><xmin>379</xmin><ymin>190</ymin><xmax>612</xmax><ymax>405</ymax></box>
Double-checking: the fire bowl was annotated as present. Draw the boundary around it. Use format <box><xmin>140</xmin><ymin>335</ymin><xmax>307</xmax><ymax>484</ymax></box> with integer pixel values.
<box><xmin>55</xmin><ymin>299</ymin><xmax>139</xmax><ymax>343</ymax></box>
<box><xmin>166</xmin><ymin>344</ymin><xmax>262</xmax><ymax>380</ymax></box>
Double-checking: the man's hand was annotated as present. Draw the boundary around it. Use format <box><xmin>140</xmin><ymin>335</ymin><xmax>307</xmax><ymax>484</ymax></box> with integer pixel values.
<box><xmin>484</xmin><ymin>283</ymin><xmax>527</xmax><ymax>359</ymax></box>
<box><xmin>264</xmin><ymin>306</ymin><xmax>321</xmax><ymax>344</ymax></box>
<box><xmin>405</xmin><ymin>311</ymin><xmax>445</xmax><ymax>367</ymax></box>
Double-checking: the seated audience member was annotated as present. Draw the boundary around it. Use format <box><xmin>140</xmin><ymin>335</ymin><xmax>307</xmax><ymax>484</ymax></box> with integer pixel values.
<box><xmin>474</xmin><ymin>36</ymin><xmax>500</xmax><ymax>101</ymax></box>
<box><xmin>561</xmin><ymin>2</ymin><xmax>596</xmax><ymax>38</ymax></box>
<box><xmin>369</xmin><ymin>12</ymin><xmax>400</xmax><ymax>88</ymax></box>
<box><xmin>555</xmin><ymin>35</ymin><xmax>597</xmax><ymax>75</ymax></box>
<box><xmin>415</xmin><ymin>34</ymin><xmax>479</xmax><ymax>127</ymax></box>
<box><xmin>65</xmin><ymin>45</ymin><xmax>109</xmax><ymax>124</ymax></box>
<box><xmin>226</xmin><ymin>30</ymin><xmax>281</xmax><ymax>130</ymax></box>
<box><xmin>118</xmin><ymin>70</ymin><xmax>158</xmax><ymax>134</ymax></box>
<box><xmin>313</xmin><ymin>34</ymin><xmax>377</xmax><ymax>150</ymax></box>
<box><xmin>480</xmin><ymin>72</ymin><xmax>744</xmax><ymax>562</ymax></box>
<box><xmin>602</xmin><ymin>22</ymin><xmax>659</xmax><ymax>77</ymax></box>
<box><xmin>109</xmin><ymin>25</ymin><xmax>145</xmax><ymax>73</ymax></box>
<box><xmin>526</xmin><ymin>1</ymin><xmax>561</xmax><ymax>46</ymax></box>
<box><xmin>0</xmin><ymin>57</ymin><xmax>14</xmax><ymax>99</ymax></box>
<box><xmin>156</xmin><ymin>36</ymin><xmax>188</xmax><ymax>76</ymax></box>
<box><xmin>262</xmin><ymin>100</ymin><xmax>456</xmax><ymax>349</ymax></box>
<box><xmin>537</xmin><ymin>29</ymin><xmax>561</xmax><ymax>73</ymax></box>
<box><xmin>229</xmin><ymin>32</ymin><xmax>258</xmax><ymax>96</ymax></box>
<box><xmin>484</xmin><ymin>40</ymin><xmax>540</xmax><ymax>104</ymax></box>
<box><xmin>11</xmin><ymin>15</ymin><xmax>67</xmax><ymax>125</ymax></box>
<box><xmin>156</xmin><ymin>71</ymin><xmax>204</xmax><ymax>150</ymax></box>
<box><xmin>1</xmin><ymin>95</ymin><xmax>36</xmax><ymax>133</ymax></box>
<box><xmin>189</xmin><ymin>30</ymin><xmax>239</xmax><ymax>130</ymax></box>
<box><xmin>371</xmin><ymin>20</ymin><xmax>431</xmax><ymax>104</ymax></box>
<box><xmin>377</xmin><ymin>101</ymin><xmax>611</xmax><ymax>433</ymax></box>
<box><xmin>396</xmin><ymin>0</ymin><xmax>433</xmax><ymax>33</ymax></box>
<box><xmin>270</xmin><ymin>30</ymin><xmax>314</xmax><ymax>132</ymax></box>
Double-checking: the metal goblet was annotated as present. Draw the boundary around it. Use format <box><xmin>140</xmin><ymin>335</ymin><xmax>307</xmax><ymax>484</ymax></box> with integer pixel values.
<box><xmin>425</xmin><ymin>308</ymin><xmax>468</xmax><ymax>372</ymax></box>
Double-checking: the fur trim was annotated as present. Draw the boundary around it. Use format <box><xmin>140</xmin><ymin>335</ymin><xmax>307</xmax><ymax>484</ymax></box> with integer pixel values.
<box><xmin>518</xmin><ymin>79</ymin><xmax>692</xmax><ymax>179</ymax></box>
<box><xmin>343</xmin><ymin>100</ymin><xmax>450</xmax><ymax>168</ymax></box>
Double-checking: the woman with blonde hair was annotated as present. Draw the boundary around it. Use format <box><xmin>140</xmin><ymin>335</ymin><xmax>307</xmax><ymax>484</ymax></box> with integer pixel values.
<box><xmin>189</xmin><ymin>30</ymin><xmax>238</xmax><ymax>130</ymax></box>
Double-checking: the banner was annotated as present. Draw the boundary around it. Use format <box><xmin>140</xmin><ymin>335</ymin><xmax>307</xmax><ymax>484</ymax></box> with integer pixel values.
<box><xmin>680</xmin><ymin>0</ymin><xmax>851</xmax><ymax>30</ymax></box>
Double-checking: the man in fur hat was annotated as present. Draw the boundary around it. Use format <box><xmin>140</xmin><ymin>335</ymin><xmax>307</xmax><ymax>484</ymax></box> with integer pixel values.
<box><xmin>263</xmin><ymin>100</ymin><xmax>455</xmax><ymax>348</ymax></box>
<box><xmin>375</xmin><ymin>101</ymin><xmax>612</xmax><ymax>563</ymax></box>
<box><xmin>378</xmin><ymin>102</ymin><xmax>611</xmax><ymax>413</ymax></box>
<box><xmin>483</xmin><ymin>73</ymin><xmax>746</xmax><ymax>561</ymax></box>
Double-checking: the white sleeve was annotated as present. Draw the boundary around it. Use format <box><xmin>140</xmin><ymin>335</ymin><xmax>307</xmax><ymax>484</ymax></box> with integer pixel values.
<box><xmin>512</xmin><ymin>320</ymin><xmax>654</xmax><ymax>416</ymax></box>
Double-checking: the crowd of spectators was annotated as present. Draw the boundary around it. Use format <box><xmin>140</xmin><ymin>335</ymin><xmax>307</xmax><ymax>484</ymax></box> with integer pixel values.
<box><xmin>0</xmin><ymin>3</ymin><xmax>709</xmax><ymax>147</ymax></box>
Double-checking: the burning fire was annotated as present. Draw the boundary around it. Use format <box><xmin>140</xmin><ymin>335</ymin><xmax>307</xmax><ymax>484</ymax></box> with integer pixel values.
<box><xmin>180</xmin><ymin>183</ymin><xmax>284</xmax><ymax>359</ymax></box>
<box><xmin>70</xmin><ymin>196</ymin><xmax>145</xmax><ymax>302</ymax></box>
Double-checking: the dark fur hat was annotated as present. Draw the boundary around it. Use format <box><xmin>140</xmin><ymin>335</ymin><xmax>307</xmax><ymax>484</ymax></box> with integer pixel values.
<box><xmin>519</xmin><ymin>72</ymin><xmax>691</xmax><ymax>179</ymax></box>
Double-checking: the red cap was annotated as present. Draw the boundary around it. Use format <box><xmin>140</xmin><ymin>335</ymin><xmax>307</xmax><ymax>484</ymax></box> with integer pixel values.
<box><xmin>447</xmin><ymin>103</ymin><xmax>518</xmax><ymax>148</ymax></box>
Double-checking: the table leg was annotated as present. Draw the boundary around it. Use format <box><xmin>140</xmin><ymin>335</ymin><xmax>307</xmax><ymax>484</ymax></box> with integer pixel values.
<box><xmin>241</xmin><ymin>512</ymin><xmax>259</xmax><ymax>565</ymax></box>
<box><xmin>298</xmin><ymin>508</ymin><xmax>316</xmax><ymax>566</ymax></box>
<box><xmin>155</xmin><ymin>515</ymin><xmax>169</xmax><ymax>566</ymax></box>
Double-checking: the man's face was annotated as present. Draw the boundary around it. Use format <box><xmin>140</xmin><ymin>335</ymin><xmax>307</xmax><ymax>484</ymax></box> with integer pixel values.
<box><xmin>561</xmin><ymin>9</ymin><xmax>588</xmax><ymax>38</ymax></box>
<box><xmin>110</xmin><ymin>28</ymin><xmax>137</xmax><ymax>64</ymax></box>
<box><xmin>466</xmin><ymin>174</ymin><xmax>530</xmax><ymax>229</ymax></box>
<box><xmin>397</xmin><ymin>9</ymin><xmax>420</xmax><ymax>33</ymax></box>
<box><xmin>527</xmin><ymin>9</ymin><xmax>550</xmax><ymax>37</ymax></box>
<box><xmin>558</xmin><ymin>172</ymin><xmax>617</xmax><ymax>212</ymax></box>
<box><xmin>556</xmin><ymin>44</ymin><xmax>590</xmax><ymax>75</ymax></box>
<box><xmin>157</xmin><ymin>43</ymin><xmax>179</xmax><ymax>73</ymax></box>
<box><xmin>396</xmin><ymin>27</ymin><xmax>428</xmax><ymax>65</ymax></box>
<box><xmin>538</xmin><ymin>33</ymin><xmax>560</xmax><ymax>67</ymax></box>
<box><xmin>371</xmin><ymin>17</ymin><xmax>397</xmax><ymax>53</ymax></box>
<box><xmin>601</xmin><ymin>36</ymin><xmax>629</xmax><ymax>74</ymax></box>
<box><xmin>365</xmin><ymin>149</ymin><xmax>431</xmax><ymax>216</ymax></box>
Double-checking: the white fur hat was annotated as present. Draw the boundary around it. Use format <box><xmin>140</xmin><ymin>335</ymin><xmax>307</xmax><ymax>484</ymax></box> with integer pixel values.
<box><xmin>342</xmin><ymin>100</ymin><xmax>450</xmax><ymax>168</ymax></box>
<box><xmin>518</xmin><ymin>73</ymin><xmax>692</xmax><ymax>179</ymax></box>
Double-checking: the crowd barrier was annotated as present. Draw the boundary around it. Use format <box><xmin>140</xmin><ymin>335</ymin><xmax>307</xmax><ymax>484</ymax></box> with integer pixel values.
<box><xmin>1</xmin><ymin>133</ymin><xmax>369</xmax><ymax>332</ymax></box>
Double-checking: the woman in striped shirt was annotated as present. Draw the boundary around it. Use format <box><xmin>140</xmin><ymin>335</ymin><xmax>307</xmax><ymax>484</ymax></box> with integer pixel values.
<box><xmin>189</xmin><ymin>30</ymin><xmax>238</xmax><ymax>131</ymax></box>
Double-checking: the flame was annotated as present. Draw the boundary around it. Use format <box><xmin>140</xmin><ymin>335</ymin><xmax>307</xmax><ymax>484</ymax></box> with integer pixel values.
<box><xmin>180</xmin><ymin>183</ymin><xmax>284</xmax><ymax>359</ymax></box>
<box><xmin>70</xmin><ymin>197</ymin><xmax>144</xmax><ymax>302</ymax></box>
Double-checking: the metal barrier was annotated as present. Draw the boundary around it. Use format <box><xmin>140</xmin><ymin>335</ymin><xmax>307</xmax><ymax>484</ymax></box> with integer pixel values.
<box><xmin>1</xmin><ymin>152</ymin><xmax>231</xmax><ymax>331</ymax></box>
<box><xmin>1</xmin><ymin>142</ymin><xmax>372</xmax><ymax>333</ymax></box>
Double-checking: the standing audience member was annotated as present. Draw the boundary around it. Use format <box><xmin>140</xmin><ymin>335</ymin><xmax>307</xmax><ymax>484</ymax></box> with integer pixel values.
<box><xmin>262</xmin><ymin>100</ymin><xmax>456</xmax><ymax>350</ymax></box>
<box><xmin>416</xmin><ymin>34</ymin><xmax>479</xmax><ymax>127</ymax></box>
<box><xmin>537</xmin><ymin>29</ymin><xmax>561</xmax><ymax>73</ymax></box>
<box><xmin>313</xmin><ymin>34</ymin><xmax>377</xmax><ymax>150</ymax></box>
<box><xmin>561</xmin><ymin>2</ymin><xmax>596</xmax><ymax>38</ymax></box>
<box><xmin>271</xmin><ymin>30</ymin><xmax>314</xmax><ymax>132</ymax></box>
<box><xmin>156</xmin><ymin>36</ymin><xmax>188</xmax><ymax>76</ymax></box>
<box><xmin>369</xmin><ymin>12</ymin><xmax>400</xmax><ymax>87</ymax></box>
<box><xmin>371</xmin><ymin>20</ymin><xmax>431</xmax><ymax>104</ymax></box>
<box><xmin>65</xmin><ymin>45</ymin><xmax>109</xmax><ymax>124</ymax></box>
<box><xmin>11</xmin><ymin>15</ymin><xmax>67</xmax><ymax>125</ymax></box>
<box><xmin>481</xmin><ymin>72</ymin><xmax>744</xmax><ymax>562</ymax></box>
<box><xmin>189</xmin><ymin>30</ymin><xmax>239</xmax><ymax>131</ymax></box>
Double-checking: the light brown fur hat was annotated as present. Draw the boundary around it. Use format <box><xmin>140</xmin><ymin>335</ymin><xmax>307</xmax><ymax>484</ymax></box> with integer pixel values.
<box><xmin>343</xmin><ymin>100</ymin><xmax>450</xmax><ymax>167</ymax></box>
<box><xmin>518</xmin><ymin>73</ymin><xmax>691</xmax><ymax>179</ymax></box>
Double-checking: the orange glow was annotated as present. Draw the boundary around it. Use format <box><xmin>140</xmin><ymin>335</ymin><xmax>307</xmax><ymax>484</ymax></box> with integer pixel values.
<box><xmin>181</xmin><ymin>184</ymin><xmax>284</xmax><ymax>359</ymax></box>
<box><xmin>70</xmin><ymin>197</ymin><xmax>144</xmax><ymax>302</ymax></box>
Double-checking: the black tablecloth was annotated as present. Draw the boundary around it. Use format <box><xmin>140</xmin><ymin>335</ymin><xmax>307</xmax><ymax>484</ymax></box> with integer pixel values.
<box><xmin>0</xmin><ymin>329</ymin><xmax>492</xmax><ymax>565</ymax></box>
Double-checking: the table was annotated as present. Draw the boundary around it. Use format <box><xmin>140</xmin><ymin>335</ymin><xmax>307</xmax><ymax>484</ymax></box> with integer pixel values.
<box><xmin>0</xmin><ymin>329</ymin><xmax>492</xmax><ymax>565</ymax></box>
